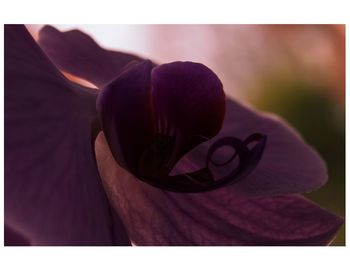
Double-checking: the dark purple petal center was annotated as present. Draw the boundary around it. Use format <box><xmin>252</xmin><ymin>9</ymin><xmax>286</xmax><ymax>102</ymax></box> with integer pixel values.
<box><xmin>97</xmin><ymin>61</ymin><xmax>266</xmax><ymax>192</ymax></box>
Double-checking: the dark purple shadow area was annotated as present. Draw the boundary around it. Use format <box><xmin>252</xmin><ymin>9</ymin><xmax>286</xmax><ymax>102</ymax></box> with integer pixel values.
<box><xmin>4</xmin><ymin>225</ymin><xmax>31</xmax><ymax>246</ymax></box>
<box><xmin>4</xmin><ymin>25</ymin><xmax>131</xmax><ymax>246</ymax></box>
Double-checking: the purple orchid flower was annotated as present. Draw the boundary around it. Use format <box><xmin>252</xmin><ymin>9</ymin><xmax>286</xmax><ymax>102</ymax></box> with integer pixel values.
<box><xmin>4</xmin><ymin>25</ymin><xmax>343</xmax><ymax>246</ymax></box>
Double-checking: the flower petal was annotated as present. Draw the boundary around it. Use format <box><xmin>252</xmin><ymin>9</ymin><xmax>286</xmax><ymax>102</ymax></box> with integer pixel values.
<box><xmin>151</xmin><ymin>62</ymin><xmax>225</xmax><ymax>140</ymax></box>
<box><xmin>38</xmin><ymin>25</ymin><xmax>142</xmax><ymax>88</ymax></box>
<box><xmin>96</xmin><ymin>132</ymin><xmax>343</xmax><ymax>245</ymax></box>
<box><xmin>172</xmin><ymin>99</ymin><xmax>328</xmax><ymax>196</ymax></box>
<box><xmin>97</xmin><ymin>60</ymin><xmax>156</xmax><ymax>174</ymax></box>
<box><xmin>5</xmin><ymin>25</ymin><xmax>130</xmax><ymax>245</ymax></box>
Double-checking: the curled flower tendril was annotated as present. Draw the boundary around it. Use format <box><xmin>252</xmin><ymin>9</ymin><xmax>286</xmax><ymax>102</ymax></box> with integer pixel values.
<box><xmin>137</xmin><ymin>133</ymin><xmax>267</xmax><ymax>193</ymax></box>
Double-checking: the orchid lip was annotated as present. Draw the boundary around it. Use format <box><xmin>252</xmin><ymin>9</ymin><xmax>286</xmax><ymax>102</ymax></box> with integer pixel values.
<box><xmin>98</xmin><ymin>60</ymin><xmax>267</xmax><ymax>193</ymax></box>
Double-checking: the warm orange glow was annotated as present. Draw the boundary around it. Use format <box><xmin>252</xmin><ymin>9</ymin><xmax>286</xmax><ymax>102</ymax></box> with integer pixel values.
<box><xmin>25</xmin><ymin>25</ymin><xmax>98</xmax><ymax>89</ymax></box>
<box><xmin>26</xmin><ymin>24</ymin><xmax>41</xmax><ymax>41</ymax></box>
<box><xmin>62</xmin><ymin>71</ymin><xmax>98</xmax><ymax>89</ymax></box>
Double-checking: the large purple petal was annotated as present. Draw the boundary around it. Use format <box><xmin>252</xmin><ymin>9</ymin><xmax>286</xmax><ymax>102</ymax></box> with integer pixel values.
<box><xmin>4</xmin><ymin>25</ymin><xmax>130</xmax><ymax>245</ymax></box>
<box><xmin>38</xmin><ymin>25</ymin><xmax>142</xmax><ymax>88</ymax></box>
<box><xmin>171</xmin><ymin>99</ymin><xmax>328</xmax><ymax>196</ymax></box>
<box><xmin>96</xmin><ymin>132</ymin><xmax>343</xmax><ymax>245</ymax></box>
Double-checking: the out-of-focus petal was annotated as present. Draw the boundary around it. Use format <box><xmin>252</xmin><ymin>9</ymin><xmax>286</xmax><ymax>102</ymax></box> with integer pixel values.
<box><xmin>172</xmin><ymin>99</ymin><xmax>328</xmax><ymax>196</ymax></box>
<box><xmin>38</xmin><ymin>25</ymin><xmax>142</xmax><ymax>88</ymax></box>
<box><xmin>5</xmin><ymin>25</ymin><xmax>130</xmax><ymax>245</ymax></box>
<box><xmin>96</xmin><ymin>132</ymin><xmax>343</xmax><ymax>245</ymax></box>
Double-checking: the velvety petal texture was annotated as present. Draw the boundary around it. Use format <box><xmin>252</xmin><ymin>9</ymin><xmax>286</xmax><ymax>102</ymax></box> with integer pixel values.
<box><xmin>38</xmin><ymin>25</ymin><xmax>142</xmax><ymax>88</ymax></box>
<box><xmin>96</xmin><ymin>132</ymin><xmax>343</xmax><ymax>245</ymax></box>
<box><xmin>4</xmin><ymin>25</ymin><xmax>130</xmax><ymax>245</ymax></box>
<box><xmin>151</xmin><ymin>62</ymin><xmax>225</xmax><ymax>140</ymax></box>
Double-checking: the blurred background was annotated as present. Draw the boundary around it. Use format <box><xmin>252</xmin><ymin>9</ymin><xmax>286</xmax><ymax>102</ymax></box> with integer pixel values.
<box><xmin>28</xmin><ymin>24</ymin><xmax>345</xmax><ymax>245</ymax></box>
